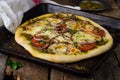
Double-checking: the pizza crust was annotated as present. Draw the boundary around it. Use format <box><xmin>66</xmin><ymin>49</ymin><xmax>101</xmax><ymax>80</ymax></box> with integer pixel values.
<box><xmin>15</xmin><ymin>13</ymin><xmax>113</xmax><ymax>63</ymax></box>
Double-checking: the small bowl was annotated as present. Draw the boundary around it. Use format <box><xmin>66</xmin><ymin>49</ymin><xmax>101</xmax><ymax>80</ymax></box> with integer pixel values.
<box><xmin>74</xmin><ymin>0</ymin><xmax>108</xmax><ymax>12</ymax></box>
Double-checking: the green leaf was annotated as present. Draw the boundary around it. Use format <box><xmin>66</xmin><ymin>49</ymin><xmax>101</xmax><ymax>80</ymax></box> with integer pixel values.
<box><xmin>68</xmin><ymin>29</ymin><xmax>77</xmax><ymax>34</ymax></box>
<box><xmin>7</xmin><ymin>60</ymin><xmax>14</xmax><ymax>67</ymax></box>
<box><xmin>7</xmin><ymin>59</ymin><xmax>22</xmax><ymax>70</ymax></box>
<box><xmin>73</xmin><ymin>42</ymin><xmax>78</xmax><ymax>47</ymax></box>
<box><xmin>12</xmin><ymin>63</ymin><xmax>18</xmax><ymax>70</ymax></box>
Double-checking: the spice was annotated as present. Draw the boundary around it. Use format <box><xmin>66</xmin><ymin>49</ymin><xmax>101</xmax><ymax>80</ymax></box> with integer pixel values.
<box><xmin>80</xmin><ymin>0</ymin><xmax>103</xmax><ymax>10</ymax></box>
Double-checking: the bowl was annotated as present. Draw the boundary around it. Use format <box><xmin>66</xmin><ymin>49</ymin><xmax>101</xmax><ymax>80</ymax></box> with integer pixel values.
<box><xmin>73</xmin><ymin>0</ymin><xmax>109</xmax><ymax>11</ymax></box>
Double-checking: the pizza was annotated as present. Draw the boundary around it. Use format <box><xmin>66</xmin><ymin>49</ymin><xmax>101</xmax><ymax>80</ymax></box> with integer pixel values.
<box><xmin>15</xmin><ymin>13</ymin><xmax>113</xmax><ymax>63</ymax></box>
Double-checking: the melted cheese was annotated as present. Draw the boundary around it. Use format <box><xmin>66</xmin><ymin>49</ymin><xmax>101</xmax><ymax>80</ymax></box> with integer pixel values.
<box><xmin>84</xmin><ymin>24</ymin><xmax>94</xmax><ymax>31</ymax></box>
<box><xmin>40</xmin><ymin>29</ymin><xmax>56</xmax><ymax>39</ymax></box>
<box><xmin>56</xmin><ymin>33</ymin><xmax>72</xmax><ymax>43</ymax></box>
<box><xmin>47</xmin><ymin>18</ymin><xmax>62</xmax><ymax>26</ymax></box>
<box><xmin>36</xmin><ymin>21</ymin><xmax>49</xmax><ymax>27</ymax></box>
<box><xmin>24</xmin><ymin>20</ymin><xmax>49</xmax><ymax>35</ymax></box>
<box><xmin>72</xmin><ymin>31</ymin><xmax>96</xmax><ymax>43</ymax></box>
<box><xmin>66</xmin><ymin>20</ymin><xmax>80</xmax><ymax>30</ymax></box>
<box><xmin>67</xmin><ymin>45</ymin><xmax>81</xmax><ymax>54</ymax></box>
<box><xmin>24</xmin><ymin>25</ymin><xmax>45</xmax><ymax>35</ymax></box>
<box><xmin>48</xmin><ymin>43</ymin><xmax>67</xmax><ymax>54</ymax></box>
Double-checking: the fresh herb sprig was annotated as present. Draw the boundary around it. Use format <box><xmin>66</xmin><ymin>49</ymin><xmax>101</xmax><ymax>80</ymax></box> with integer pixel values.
<box><xmin>7</xmin><ymin>59</ymin><xmax>22</xmax><ymax>70</ymax></box>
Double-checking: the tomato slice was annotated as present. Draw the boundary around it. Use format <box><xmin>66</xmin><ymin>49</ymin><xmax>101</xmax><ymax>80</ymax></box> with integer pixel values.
<box><xmin>92</xmin><ymin>28</ymin><xmax>105</xmax><ymax>37</ymax></box>
<box><xmin>31</xmin><ymin>37</ymin><xmax>49</xmax><ymax>49</ymax></box>
<box><xmin>97</xmin><ymin>29</ymin><xmax>105</xmax><ymax>37</ymax></box>
<box><xmin>79</xmin><ymin>42</ymin><xmax>96</xmax><ymax>52</ymax></box>
<box><xmin>31</xmin><ymin>38</ymin><xmax>39</xmax><ymax>47</ymax></box>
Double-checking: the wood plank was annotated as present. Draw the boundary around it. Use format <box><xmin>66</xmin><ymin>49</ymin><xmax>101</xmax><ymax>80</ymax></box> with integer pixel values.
<box><xmin>112</xmin><ymin>66</ymin><xmax>120</xmax><ymax>80</ymax></box>
<box><xmin>97</xmin><ymin>0</ymin><xmax>120</xmax><ymax>19</ymax></box>
<box><xmin>63</xmin><ymin>73</ymin><xmax>93</xmax><ymax>80</ymax></box>
<box><xmin>93</xmin><ymin>49</ymin><xmax>120</xmax><ymax>80</ymax></box>
<box><xmin>107</xmin><ymin>0</ymin><xmax>119</xmax><ymax>9</ymax></box>
<box><xmin>94</xmin><ymin>63</ymin><xmax>113</xmax><ymax>80</ymax></box>
<box><xmin>0</xmin><ymin>54</ymin><xmax>8</xmax><ymax>80</ymax></box>
<box><xmin>114</xmin><ymin>44</ymin><xmax>120</xmax><ymax>66</ymax></box>
<box><xmin>106</xmin><ymin>52</ymin><xmax>118</xmax><ymax>66</ymax></box>
<box><xmin>50</xmin><ymin>69</ymin><xmax>64</xmax><ymax>80</ymax></box>
<box><xmin>98</xmin><ymin>9</ymin><xmax>120</xmax><ymax>19</ymax></box>
<box><xmin>50</xmin><ymin>69</ymin><xmax>93</xmax><ymax>80</ymax></box>
<box><xmin>6</xmin><ymin>57</ymin><xmax>49</xmax><ymax>80</ymax></box>
<box><xmin>93</xmin><ymin>53</ymin><xmax>116</xmax><ymax>80</ymax></box>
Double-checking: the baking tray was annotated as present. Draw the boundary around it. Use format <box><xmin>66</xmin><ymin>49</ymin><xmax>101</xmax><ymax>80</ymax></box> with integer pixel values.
<box><xmin>0</xmin><ymin>3</ymin><xmax>120</xmax><ymax>76</ymax></box>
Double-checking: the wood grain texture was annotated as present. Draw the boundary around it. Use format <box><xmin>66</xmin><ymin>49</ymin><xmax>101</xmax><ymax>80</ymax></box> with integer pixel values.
<box><xmin>0</xmin><ymin>54</ymin><xmax>8</xmax><ymax>80</ymax></box>
<box><xmin>50</xmin><ymin>69</ymin><xmax>93</xmax><ymax>80</ymax></box>
<box><xmin>6</xmin><ymin>57</ymin><xmax>49</xmax><ymax>80</ymax></box>
<box><xmin>93</xmin><ymin>53</ymin><xmax>117</xmax><ymax>80</ymax></box>
<box><xmin>112</xmin><ymin>66</ymin><xmax>120</xmax><ymax>80</ymax></box>
<box><xmin>114</xmin><ymin>44</ymin><xmax>120</xmax><ymax>66</ymax></box>
<box><xmin>50</xmin><ymin>69</ymin><xmax>64</xmax><ymax>80</ymax></box>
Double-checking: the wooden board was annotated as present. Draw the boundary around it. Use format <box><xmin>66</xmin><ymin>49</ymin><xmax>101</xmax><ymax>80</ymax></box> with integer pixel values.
<box><xmin>0</xmin><ymin>54</ymin><xmax>8</xmax><ymax>80</ymax></box>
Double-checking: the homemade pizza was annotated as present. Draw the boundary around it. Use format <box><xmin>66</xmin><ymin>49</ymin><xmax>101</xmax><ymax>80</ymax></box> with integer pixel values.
<box><xmin>15</xmin><ymin>13</ymin><xmax>113</xmax><ymax>63</ymax></box>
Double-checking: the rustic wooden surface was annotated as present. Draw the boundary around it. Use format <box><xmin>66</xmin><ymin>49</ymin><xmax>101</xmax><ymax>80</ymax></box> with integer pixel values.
<box><xmin>0</xmin><ymin>0</ymin><xmax>120</xmax><ymax>80</ymax></box>
<box><xmin>0</xmin><ymin>54</ymin><xmax>7</xmax><ymax>80</ymax></box>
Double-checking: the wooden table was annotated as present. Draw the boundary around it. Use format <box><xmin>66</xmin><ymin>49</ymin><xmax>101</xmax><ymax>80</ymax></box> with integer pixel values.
<box><xmin>1</xmin><ymin>0</ymin><xmax>120</xmax><ymax>80</ymax></box>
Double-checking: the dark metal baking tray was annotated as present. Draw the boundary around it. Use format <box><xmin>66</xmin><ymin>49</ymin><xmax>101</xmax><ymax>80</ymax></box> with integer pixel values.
<box><xmin>0</xmin><ymin>3</ymin><xmax>120</xmax><ymax>76</ymax></box>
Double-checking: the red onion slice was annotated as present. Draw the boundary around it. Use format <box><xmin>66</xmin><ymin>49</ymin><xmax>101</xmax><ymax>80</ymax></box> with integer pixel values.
<box><xmin>62</xmin><ymin>33</ymin><xmax>73</xmax><ymax>41</ymax></box>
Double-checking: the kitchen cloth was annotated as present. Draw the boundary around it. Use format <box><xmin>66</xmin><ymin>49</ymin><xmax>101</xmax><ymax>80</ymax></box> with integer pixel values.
<box><xmin>0</xmin><ymin>0</ymin><xmax>35</xmax><ymax>33</ymax></box>
<box><xmin>0</xmin><ymin>0</ymin><xmax>80</xmax><ymax>33</ymax></box>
